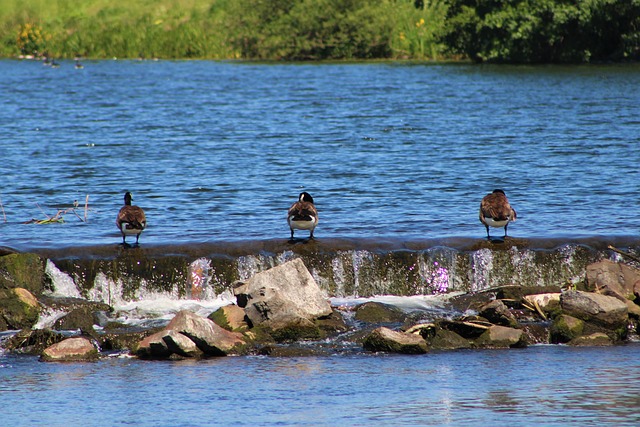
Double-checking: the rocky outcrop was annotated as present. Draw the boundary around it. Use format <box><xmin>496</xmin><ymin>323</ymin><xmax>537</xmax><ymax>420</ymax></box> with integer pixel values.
<box><xmin>41</xmin><ymin>337</ymin><xmax>98</xmax><ymax>362</ymax></box>
<box><xmin>363</xmin><ymin>327</ymin><xmax>428</xmax><ymax>354</ymax></box>
<box><xmin>233</xmin><ymin>258</ymin><xmax>333</xmax><ymax>341</ymax></box>
<box><xmin>136</xmin><ymin>310</ymin><xmax>245</xmax><ymax>359</ymax></box>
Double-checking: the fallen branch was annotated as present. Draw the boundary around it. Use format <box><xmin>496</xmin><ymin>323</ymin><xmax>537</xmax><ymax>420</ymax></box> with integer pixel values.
<box><xmin>24</xmin><ymin>196</ymin><xmax>92</xmax><ymax>224</ymax></box>
<box><xmin>608</xmin><ymin>245</ymin><xmax>640</xmax><ymax>264</ymax></box>
<box><xmin>0</xmin><ymin>195</ymin><xmax>6</xmax><ymax>223</ymax></box>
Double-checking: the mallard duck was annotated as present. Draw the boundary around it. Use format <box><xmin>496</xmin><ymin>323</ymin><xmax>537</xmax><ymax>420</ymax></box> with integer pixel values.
<box><xmin>287</xmin><ymin>192</ymin><xmax>318</xmax><ymax>240</ymax></box>
<box><xmin>116</xmin><ymin>192</ymin><xmax>146</xmax><ymax>245</ymax></box>
<box><xmin>479</xmin><ymin>189</ymin><xmax>517</xmax><ymax>239</ymax></box>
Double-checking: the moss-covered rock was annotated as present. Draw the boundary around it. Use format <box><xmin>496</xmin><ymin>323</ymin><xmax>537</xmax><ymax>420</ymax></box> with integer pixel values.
<box><xmin>0</xmin><ymin>287</ymin><xmax>41</xmax><ymax>331</ymax></box>
<box><xmin>208</xmin><ymin>304</ymin><xmax>249</xmax><ymax>332</ymax></box>
<box><xmin>0</xmin><ymin>253</ymin><xmax>46</xmax><ymax>295</ymax></box>
<box><xmin>550</xmin><ymin>314</ymin><xmax>584</xmax><ymax>343</ymax></box>
<box><xmin>474</xmin><ymin>325</ymin><xmax>527</xmax><ymax>348</ymax></box>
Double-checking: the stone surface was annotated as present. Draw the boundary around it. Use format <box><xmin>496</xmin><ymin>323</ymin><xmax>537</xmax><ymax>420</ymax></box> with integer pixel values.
<box><xmin>233</xmin><ymin>258</ymin><xmax>332</xmax><ymax>330</ymax></box>
<box><xmin>0</xmin><ymin>287</ymin><xmax>40</xmax><ymax>331</ymax></box>
<box><xmin>479</xmin><ymin>300</ymin><xmax>519</xmax><ymax>328</ymax></box>
<box><xmin>523</xmin><ymin>293</ymin><xmax>561</xmax><ymax>313</ymax></box>
<box><xmin>41</xmin><ymin>337</ymin><xmax>98</xmax><ymax>362</ymax></box>
<box><xmin>586</xmin><ymin>259</ymin><xmax>640</xmax><ymax>300</ymax></box>
<box><xmin>136</xmin><ymin>330</ymin><xmax>172</xmax><ymax>359</ymax></box>
<box><xmin>569</xmin><ymin>332</ymin><xmax>613</xmax><ymax>346</ymax></box>
<box><xmin>208</xmin><ymin>304</ymin><xmax>249</xmax><ymax>332</ymax></box>
<box><xmin>166</xmin><ymin>310</ymin><xmax>245</xmax><ymax>356</ymax></box>
<box><xmin>354</xmin><ymin>301</ymin><xmax>406</xmax><ymax>323</ymax></box>
<box><xmin>550</xmin><ymin>314</ymin><xmax>584</xmax><ymax>343</ymax></box>
<box><xmin>0</xmin><ymin>253</ymin><xmax>46</xmax><ymax>295</ymax></box>
<box><xmin>363</xmin><ymin>327</ymin><xmax>428</xmax><ymax>354</ymax></box>
<box><xmin>163</xmin><ymin>329</ymin><xmax>203</xmax><ymax>358</ymax></box>
<box><xmin>475</xmin><ymin>325</ymin><xmax>526</xmax><ymax>348</ymax></box>
<box><xmin>560</xmin><ymin>290</ymin><xmax>628</xmax><ymax>327</ymax></box>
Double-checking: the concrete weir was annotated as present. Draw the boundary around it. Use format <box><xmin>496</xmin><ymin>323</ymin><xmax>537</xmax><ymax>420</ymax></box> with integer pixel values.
<box><xmin>28</xmin><ymin>236</ymin><xmax>640</xmax><ymax>303</ymax></box>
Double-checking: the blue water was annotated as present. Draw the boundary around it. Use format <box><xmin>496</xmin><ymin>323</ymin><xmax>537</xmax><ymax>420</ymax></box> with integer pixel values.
<box><xmin>1</xmin><ymin>60</ymin><xmax>639</xmax><ymax>250</ymax></box>
<box><xmin>2</xmin><ymin>344</ymin><xmax>640</xmax><ymax>426</ymax></box>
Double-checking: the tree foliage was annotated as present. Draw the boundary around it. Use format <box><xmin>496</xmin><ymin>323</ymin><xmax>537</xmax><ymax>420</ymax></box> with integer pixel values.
<box><xmin>441</xmin><ymin>0</ymin><xmax>640</xmax><ymax>63</ymax></box>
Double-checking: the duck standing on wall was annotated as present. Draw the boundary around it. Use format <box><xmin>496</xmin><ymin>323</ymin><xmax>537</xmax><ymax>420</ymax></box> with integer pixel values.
<box><xmin>287</xmin><ymin>192</ymin><xmax>318</xmax><ymax>241</ymax></box>
<box><xmin>479</xmin><ymin>189</ymin><xmax>517</xmax><ymax>239</ymax></box>
<box><xmin>116</xmin><ymin>192</ymin><xmax>147</xmax><ymax>245</ymax></box>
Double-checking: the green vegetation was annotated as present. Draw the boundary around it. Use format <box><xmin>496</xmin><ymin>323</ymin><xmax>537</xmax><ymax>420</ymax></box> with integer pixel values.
<box><xmin>0</xmin><ymin>0</ymin><xmax>446</xmax><ymax>60</ymax></box>
<box><xmin>0</xmin><ymin>0</ymin><xmax>638</xmax><ymax>62</ymax></box>
<box><xmin>442</xmin><ymin>0</ymin><xmax>640</xmax><ymax>63</ymax></box>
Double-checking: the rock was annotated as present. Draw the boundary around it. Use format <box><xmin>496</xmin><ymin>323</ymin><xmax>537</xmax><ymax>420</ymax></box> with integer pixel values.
<box><xmin>0</xmin><ymin>253</ymin><xmax>46</xmax><ymax>296</ymax></box>
<box><xmin>586</xmin><ymin>259</ymin><xmax>640</xmax><ymax>300</ymax></box>
<box><xmin>41</xmin><ymin>337</ymin><xmax>98</xmax><ymax>362</ymax></box>
<box><xmin>162</xmin><ymin>329</ymin><xmax>203</xmax><ymax>358</ymax></box>
<box><xmin>438</xmin><ymin>318</ymin><xmax>492</xmax><ymax>340</ymax></box>
<box><xmin>363</xmin><ymin>327</ymin><xmax>428</xmax><ymax>354</ymax></box>
<box><xmin>420</xmin><ymin>326</ymin><xmax>472</xmax><ymax>350</ymax></box>
<box><xmin>354</xmin><ymin>301</ymin><xmax>406</xmax><ymax>323</ymax></box>
<box><xmin>3</xmin><ymin>328</ymin><xmax>65</xmax><ymax>355</ymax></box>
<box><xmin>550</xmin><ymin>314</ymin><xmax>584</xmax><ymax>343</ymax></box>
<box><xmin>475</xmin><ymin>325</ymin><xmax>527</xmax><ymax>348</ymax></box>
<box><xmin>233</xmin><ymin>258</ymin><xmax>332</xmax><ymax>333</ymax></box>
<box><xmin>208</xmin><ymin>304</ymin><xmax>249</xmax><ymax>332</ymax></box>
<box><xmin>99</xmin><ymin>328</ymin><xmax>158</xmax><ymax>353</ymax></box>
<box><xmin>569</xmin><ymin>332</ymin><xmax>613</xmax><ymax>347</ymax></box>
<box><xmin>136</xmin><ymin>330</ymin><xmax>173</xmax><ymax>359</ymax></box>
<box><xmin>479</xmin><ymin>300</ymin><xmax>519</xmax><ymax>328</ymax></box>
<box><xmin>0</xmin><ymin>287</ymin><xmax>41</xmax><ymax>331</ymax></box>
<box><xmin>523</xmin><ymin>293</ymin><xmax>561</xmax><ymax>314</ymax></box>
<box><xmin>165</xmin><ymin>310</ymin><xmax>245</xmax><ymax>356</ymax></box>
<box><xmin>496</xmin><ymin>285</ymin><xmax>563</xmax><ymax>300</ymax></box>
<box><xmin>53</xmin><ymin>306</ymin><xmax>100</xmax><ymax>333</ymax></box>
<box><xmin>560</xmin><ymin>290</ymin><xmax>628</xmax><ymax>328</ymax></box>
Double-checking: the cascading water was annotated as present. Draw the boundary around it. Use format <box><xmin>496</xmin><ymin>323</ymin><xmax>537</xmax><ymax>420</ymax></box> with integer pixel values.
<box><xmin>37</xmin><ymin>238</ymin><xmax>621</xmax><ymax>328</ymax></box>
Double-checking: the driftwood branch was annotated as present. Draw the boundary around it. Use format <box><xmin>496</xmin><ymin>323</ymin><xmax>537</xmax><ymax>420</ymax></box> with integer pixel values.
<box><xmin>24</xmin><ymin>195</ymin><xmax>92</xmax><ymax>224</ymax></box>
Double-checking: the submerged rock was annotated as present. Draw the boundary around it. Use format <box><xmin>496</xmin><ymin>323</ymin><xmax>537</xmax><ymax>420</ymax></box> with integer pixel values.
<box><xmin>41</xmin><ymin>337</ymin><xmax>98</xmax><ymax>362</ymax></box>
<box><xmin>363</xmin><ymin>327</ymin><xmax>428</xmax><ymax>354</ymax></box>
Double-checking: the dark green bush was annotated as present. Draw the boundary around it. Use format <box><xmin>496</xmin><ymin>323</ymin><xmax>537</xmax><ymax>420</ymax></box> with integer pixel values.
<box><xmin>442</xmin><ymin>0</ymin><xmax>640</xmax><ymax>63</ymax></box>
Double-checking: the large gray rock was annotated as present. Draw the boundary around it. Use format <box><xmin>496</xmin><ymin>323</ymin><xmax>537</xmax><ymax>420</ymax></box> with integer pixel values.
<box><xmin>363</xmin><ymin>327</ymin><xmax>428</xmax><ymax>354</ymax></box>
<box><xmin>41</xmin><ymin>337</ymin><xmax>98</xmax><ymax>362</ymax></box>
<box><xmin>233</xmin><ymin>258</ymin><xmax>332</xmax><ymax>330</ymax></box>
<box><xmin>560</xmin><ymin>290</ymin><xmax>628</xmax><ymax>328</ymax></box>
<box><xmin>479</xmin><ymin>300</ymin><xmax>518</xmax><ymax>328</ymax></box>
<box><xmin>165</xmin><ymin>310</ymin><xmax>245</xmax><ymax>356</ymax></box>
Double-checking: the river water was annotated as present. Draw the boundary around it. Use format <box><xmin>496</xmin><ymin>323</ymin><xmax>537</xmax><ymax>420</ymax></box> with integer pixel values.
<box><xmin>1</xmin><ymin>60</ymin><xmax>639</xmax><ymax>249</ymax></box>
<box><xmin>2</xmin><ymin>60</ymin><xmax>640</xmax><ymax>425</ymax></box>
<box><xmin>2</xmin><ymin>345</ymin><xmax>640</xmax><ymax>426</ymax></box>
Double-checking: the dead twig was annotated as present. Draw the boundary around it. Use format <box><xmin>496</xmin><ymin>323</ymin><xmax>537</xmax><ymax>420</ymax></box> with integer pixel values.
<box><xmin>25</xmin><ymin>196</ymin><xmax>92</xmax><ymax>224</ymax></box>
<box><xmin>0</xmin><ymin>195</ymin><xmax>6</xmax><ymax>223</ymax></box>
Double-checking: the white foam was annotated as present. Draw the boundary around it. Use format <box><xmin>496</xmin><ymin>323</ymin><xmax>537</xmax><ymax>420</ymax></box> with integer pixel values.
<box><xmin>45</xmin><ymin>260</ymin><xmax>82</xmax><ymax>298</ymax></box>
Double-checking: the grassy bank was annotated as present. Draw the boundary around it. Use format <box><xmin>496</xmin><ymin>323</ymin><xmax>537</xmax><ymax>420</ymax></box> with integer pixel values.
<box><xmin>0</xmin><ymin>0</ymin><xmax>447</xmax><ymax>60</ymax></box>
